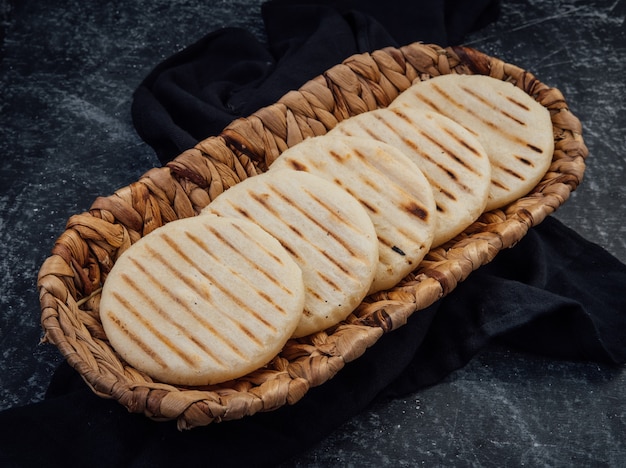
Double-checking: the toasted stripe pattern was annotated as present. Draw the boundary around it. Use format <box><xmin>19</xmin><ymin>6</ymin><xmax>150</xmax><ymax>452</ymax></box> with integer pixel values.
<box><xmin>270</xmin><ymin>136</ymin><xmax>436</xmax><ymax>293</ymax></box>
<box><xmin>100</xmin><ymin>215</ymin><xmax>304</xmax><ymax>386</ymax></box>
<box><xmin>203</xmin><ymin>170</ymin><xmax>378</xmax><ymax>337</ymax></box>
<box><xmin>329</xmin><ymin>107</ymin><xmax>491</xmax><ymax>246</ymax></box>
<box><xmin>390</xmin><ymin>74</ymin><xmax>554</xmax><ymax>210</ymax></box>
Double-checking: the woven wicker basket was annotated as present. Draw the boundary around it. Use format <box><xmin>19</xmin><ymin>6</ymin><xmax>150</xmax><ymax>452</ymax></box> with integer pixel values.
<box><xmin>38</xmin><ymin>42</ymin><xmax>587</xmax><ymax>430</ymax></box>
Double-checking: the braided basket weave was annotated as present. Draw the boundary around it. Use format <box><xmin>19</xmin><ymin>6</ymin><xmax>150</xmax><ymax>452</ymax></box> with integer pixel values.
<box><xmin>38</xmin><ymin>43</ymin><xmax>587</xmax><ymax>429</ymax></box>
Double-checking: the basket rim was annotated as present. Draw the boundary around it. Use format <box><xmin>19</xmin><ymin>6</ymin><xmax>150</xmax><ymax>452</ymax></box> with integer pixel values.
<box><xmin>38</xmin><ymin>42</ymin><xmax>588</xmax><ymax>430</ymax></box>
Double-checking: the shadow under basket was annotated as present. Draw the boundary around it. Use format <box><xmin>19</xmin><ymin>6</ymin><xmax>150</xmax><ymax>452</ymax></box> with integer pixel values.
<box><xmin>38</xmin><ymin>42</ymin><xmax>588</xmax><ymax>430</ymax></box>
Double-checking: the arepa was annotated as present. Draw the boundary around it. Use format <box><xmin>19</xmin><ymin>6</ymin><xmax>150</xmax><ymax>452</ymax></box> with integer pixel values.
<box><xmin>390</xmin><ymin>73</ymin><xmax>554</xmax><ymax>211</ymax></box>
<box><xmin>99</xmin><ymin>214</ymin><xmax>305</xmax><ymax>386</ymax></box>
<box><xmin>202</xmin><ymin>170</ymin><xmax>379</xmax><ymax>337</ymax></box>
<box><xmin>270</xmin><ymin>135</ymin><xmax>436</xmax><ymax>293</ymax></box>
<box><xmin>329</xmin><ymin>107</ymin><xmax>491</xmax><ymax>246</ymax></box>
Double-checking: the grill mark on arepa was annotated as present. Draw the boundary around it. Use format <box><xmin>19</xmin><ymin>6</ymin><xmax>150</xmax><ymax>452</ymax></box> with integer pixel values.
<box><xmin>440</xmin><ymin>126</ymin><xmax>484</xmax><ymax>160</ymax></box>
<box><xmin>316</xmin><ymin>270</ymin><xmax>342</xmax><ymax>291</ymax></box>
<box><xmin>410</xmin><ymin>92</ymin><xmax>443</xmax><ymax>115</ymax></box>
<box><xmin>288</xmin><ymin>224</ymin><xmax>303</xmax><ymax>237</ymax></box>
<box><xmin>516</xmin><ymin>155</ymin><xmax>534</xmax><ymax>166</ymax></box>
<box><xmin>361</xmin><ymin>174</ymin><xmax>382</xmax><ymax>192</ymax></box>
<box><xmin>329</xmin><ymin>150</ymin><xmax>345</xmax><ymax>163</ymax></box>
<box><xmin>432</xmin><ymin>88</ymin><xmax>499</xmax><ymax>131</ymax></box>
<box><xmin>106</xmin><ymin>293</ymin><xmax>170</xmax><ymax>369</ymax></box>
<box><xmin>363</xmin><ymin>201</ymin><xmax>381</xmax><ymax>214</ymax></box>
<box><xmin>174</xmin><ymin>231</ymin><xmax>284</xmax><ymax>328</ymax></box>
<box><xmin>234</xmin><ymin>205</ymin><xmax>251</xmax><ymax>219</ymax></box>
<box><xmin>429</xmin><ymin>83</ymin><xmax>464</xmax><ymax>109</ymax></box>
<box><xmin>140</xmin><ymin>245</ymin><xmax>257</xmax><ymax>354</ymax></box>
<box><xmin>300</xmin><ymin>188</ymin><xmax>368</xmax><ymax>249</ymax></box>
<box><xmin>395</xmin><ymin>223</ymin><xmax>430</xmax><ymax>247</ymax></box>
<box><xmin>114</xmin><ymin>271</ymin><xmax>226</xmax><ymax>368</ymax></box>
<box><xmin>350</xmin><ymin>147</ymin><xmax>432</xmax><ymax>222</ymax></box>
<box><xmin>247</xmin><ymin>190</ymin><xmax>338</xmax><ymax>265</ymax></box>
<box><xmin>410</xmin><ymin>90</ymin><xmax>480</xmax><ymax>137</ymax></box>
<box><xmin>460</xmin><ymin>86</ymin><xmax>527</xmax><ymax>126</ymax></box>
<box><xmin>437</xmin><ymin>186</ymin><xmax>457</xmax><ymax>202</ymax></box>
<box><xmin>416</xmin><ymin>127</ymin><xmax>478</xmax><ymax>180</ymax></box>
<box><xmin>396</xmin><ymin>135</ymin><xmax>466</xmax><ymax>196</ymax></box>
<box><xmin>377</xmin><ymin>235</ymin><xmax>394</xmax><ymax>249</ymax></box>
<box><xmin>339</xmin><ymin>185</ymin><xmax>378</xmax><ymax>214</ymax></box>
<box><xmin>491</xmin><ymin>179</ymin><xmax>508</xmax><ymax>190</ymax></box>
<box><xmin>223</xmin><ymin>197</ymin><xmax>301</xmax><ymax>260</ymax></box>
<box><xmin>231</xmin><ymin>221</ymin><xmax>285</xmax><ymax>266</ymax></box>
<box><xmin>343</xmin><ymin>179</ymin><xmax>381</xmax><ymax>214</ymax></box>
<box><xmin>320</xmin><ymin>250</ymin><xmax>352</xmax><ymax>275</ymax></box>
<box><xmin>351</xmin><ymin>148</ymin><xmax>368</xmax><ymax>161</ymax></box>
<box><xmin>350</xmin><ymin>147</ymin><xmax>393</xmax><ymax>180</ymax></box>
<box><xmin>336</xmin><ymin>123</ymin><xmax>380</xmax><ymax>142</ymax></box>
<box><xmin>273</xmin><ymin>185</ymin><xmax>369</xmax><ymax>266</ymax></box>
<box><xmin>191</xmin><ymin>227</ymin><xmax>293</xmax><ymax>313</ymax></box>
<box><xmin>378</xmin><ymin>184</ymin><xmax>430</xmax><ymax>220</ymax></box>
<box><xmin>379</xmin><ymin>109</ymin><xmax>475</xmax><ymax>194</ymax></box>
<box><xmin>306</xmin><ymin>286</ymin><xmax>324</xmax><ymax>303</ymax></box>
<box><xmin>493</xmin><ymin>162</ymin><xmax>525</xmax><ymax>181</ymax></box>
<box><xmin>286</xmin><ymin>159</ymin><xmax>309</xmax><ymax>171</ymax></box>
<box><xmin>402</xmin><ymin>200</ymin><xmax>429</xmax><ymax>220</ymax></box>
<box><xmin>506</xmin><ymin>95</ymin><xmax>531</xmax><ymax>111</ymax></box>
<box><xmin>377</xmin><ymin>235</ymin><xmax>414</xmax><ymax>256</ymax></box>
<box><xmin>276</xmin><ymin>240</ymin><xmax>299</xmax><ymax>259</ymax></box>
<box><xmin>430</xmin><ymin>83</ymin><xmax>543</xmax><ymax>155</ymax></box>
<box><xmin>501</xmin><ymin>109</ymin><xmax>526</xmax><ymax>126</ymax></box>
<box><xmin>146</xmin><ymin>240</ymin><xmax>269</xmax><ymax>348</ymax></box>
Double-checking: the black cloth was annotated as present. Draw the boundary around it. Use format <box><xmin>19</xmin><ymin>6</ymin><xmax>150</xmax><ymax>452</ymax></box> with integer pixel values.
<box><xmin>132</xmin><ymin>0</ymin><xmax>501</xmax><ymax>164</ymax></box>
<box><xmin>1</xmin><ymin>218</ymin><xmax>625</xmax><ymax>467</ymax></box>
<box><xmin>3</xmin><ymin>1</ymin><xmax>626</xmax><ymax>467</ymax></box>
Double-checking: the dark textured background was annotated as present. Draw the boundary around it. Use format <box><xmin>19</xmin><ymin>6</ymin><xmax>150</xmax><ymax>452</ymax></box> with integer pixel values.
<box><xmin>1</xmin><ymin>0</ymin><xmax>625</xmax><ymax>465</ymax></box>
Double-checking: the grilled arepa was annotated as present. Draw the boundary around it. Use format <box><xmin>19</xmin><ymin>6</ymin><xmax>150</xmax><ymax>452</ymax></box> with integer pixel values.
<box><xmin>329</xmin><ymin>107</ymin><xmax>491</xmax><ymax>247</ymax></box>
<box><xmin>202</xmin><ymin>170</ymin><xmax>379</xmax><ymax>338</ymax></box>
<box><xmin>269</xmin><ymin>135</ymin><xmax>436</xmax><ymax>294</ymax></box>
<box><xmin>99</xmin><ymin>215</ymin><xmax>305</xmax><ymax>386</ymax></box>
<box><xmin>390</xmin><ymin>73</ymin><xmax>554</xmax><ymax>211</ymax></box>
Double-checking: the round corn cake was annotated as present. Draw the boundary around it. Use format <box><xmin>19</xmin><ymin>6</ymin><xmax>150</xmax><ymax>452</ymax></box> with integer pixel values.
<box><xmin>203</xmin><ymin>170</ymin><xmax>379</xmax><ymax>337</ymax></box>
<box><xmin>99</xmin><ymin>214</ymin><xmax>305</xmax><ymax>386</ymax></box>
<box><xmin>390</xmin><ymin>73</ymin><xmax>554</xmax><ymax>211</ymax></box>
<box><xmin>270</xmin><ymin>135</ymin><xmax>436</xmax><ymax>293</ymax></box>
<box><xmin>329</xmin><ymin>107</ymin><xmax>491</xmax><ymax>247</ymax></box>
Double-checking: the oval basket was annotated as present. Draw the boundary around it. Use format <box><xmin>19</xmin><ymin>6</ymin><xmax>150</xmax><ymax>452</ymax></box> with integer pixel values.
<box><xmin>38</xmin><ymin>43</ymin><xmax>587</xmax><ymax>429</ymax></box>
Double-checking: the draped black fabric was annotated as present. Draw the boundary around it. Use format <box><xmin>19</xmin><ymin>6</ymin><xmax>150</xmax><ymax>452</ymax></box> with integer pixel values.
<box><xmin>3</xmin><ymin>1</ymin><xmax>626</xmax><ymax>467</ymax></box>
<box><xmin>131</xmin><ymin>0</ymin><xmax>501</xmax><ymax>164</ymax></box>
<box><xmin>1</xmin><ymin>217</ymin><xmax>625</xmax><ymax>467</ymax></box>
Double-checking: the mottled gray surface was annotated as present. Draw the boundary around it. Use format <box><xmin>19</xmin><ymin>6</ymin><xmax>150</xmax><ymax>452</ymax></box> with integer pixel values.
<box><xmin>285</xmin><ymin>346</ymin><xmax>626</xmax><ymax>467</ymax></box>
<box><xmin>466</xmin><ymin>0</ymin><xmax>626</xmax><ymax>261</ymax></box>
<box><xmin>1</xmin><ymin>0</ymin><xmax>625</xmax><ymax>466</ymax></box>
<box><xmin>0</xmin><ymin>0</ymin><xmax>267</xmax><ymax>410</ymax></box>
